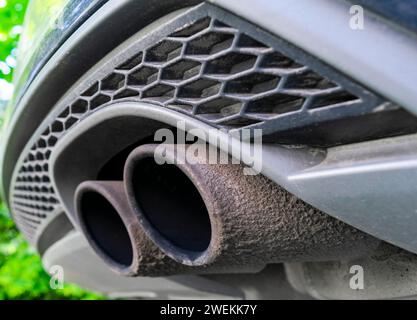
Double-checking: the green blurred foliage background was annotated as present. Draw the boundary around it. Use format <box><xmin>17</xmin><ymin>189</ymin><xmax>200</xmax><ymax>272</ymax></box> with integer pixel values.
<box><xmin>0</xmin><ymin>0</ymin><xmax>103</xmax><ymax>299</ymax></box>
<box><xmin>0</xmin><ymin>0</ymin><xmax>27</xmax><ymax>83</ymax></box>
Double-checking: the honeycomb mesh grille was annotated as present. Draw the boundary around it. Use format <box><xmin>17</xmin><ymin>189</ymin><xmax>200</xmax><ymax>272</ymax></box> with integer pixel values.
<box><xmin>61</xmin><ymin>16</ymin><xmax>374</xmax><ymax>132</ymax></box>
<box><xmin>10</xmin><ymin>4</ymin><xmax>406</xmax><ymax>244</ymax></box>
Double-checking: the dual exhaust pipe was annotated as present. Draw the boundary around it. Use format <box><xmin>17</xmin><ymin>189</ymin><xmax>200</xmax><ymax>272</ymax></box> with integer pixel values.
<box><xmin>75</xmin><ymin>144</ymin><xmax>379</xmax><ymax>277</ymax></box>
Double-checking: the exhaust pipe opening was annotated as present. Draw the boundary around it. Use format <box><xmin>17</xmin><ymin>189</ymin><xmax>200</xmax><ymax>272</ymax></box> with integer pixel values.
<box><xmin>79</xmin><ymin>191</ymin><xmax>134</xmax><ymax>267</ymax></box>
<box><xmin>130</xmin><ymin>157</ymin><xmax>212</xmax><ymax>256</ymax></box>
<box><xmin>75</xmin><ymin>180</ymin><xmax>249</xmax><ymax>277</ymax></box>
<box><xmin>75</xmin><ymin>181</ymin><xmax>142</xmax><ymax>276</ymax></box>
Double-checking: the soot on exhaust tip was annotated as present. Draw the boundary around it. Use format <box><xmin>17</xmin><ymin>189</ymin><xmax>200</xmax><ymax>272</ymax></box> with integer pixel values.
<box><xmin>125</xmin><ymin>144</ymin><xmax>380</xmax><ymax>268</ymax></box>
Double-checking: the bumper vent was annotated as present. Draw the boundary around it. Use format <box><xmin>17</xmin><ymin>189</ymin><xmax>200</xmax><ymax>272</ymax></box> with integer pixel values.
<box><xmin>10</xmin><ymin>3</ymin><xmax>417</xmax><ymax>244</ymax></box>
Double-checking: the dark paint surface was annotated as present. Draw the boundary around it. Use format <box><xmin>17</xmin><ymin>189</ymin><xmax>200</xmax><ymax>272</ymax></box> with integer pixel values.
<box><xmin>353</xmin><ymin>0</ymin><xmax>417</xmax><ymax>33</ymax></box>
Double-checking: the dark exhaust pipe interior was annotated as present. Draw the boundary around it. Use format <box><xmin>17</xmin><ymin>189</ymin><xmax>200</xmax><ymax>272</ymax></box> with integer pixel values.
<box><xmin>80</xmin><ymin>190</ymin><xmax>134</xmax><ymax>267</ymax></box>
<box><xmin>131</xmin><ymin>157</ymin><xmax>211</xmax><ymax>254</ymax></box>
<box><xmin>75</xmin><ymin>181</ymin><xmax>141</xmax><ymax>276</ymax></box>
